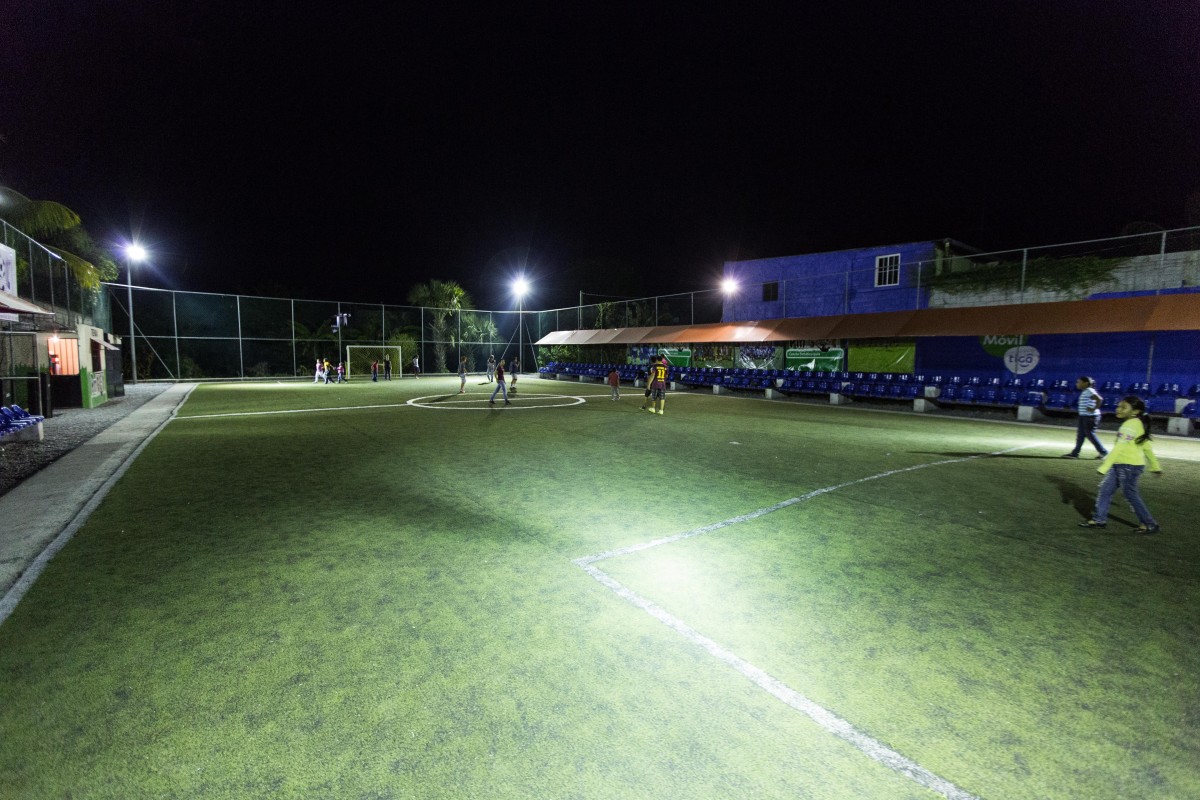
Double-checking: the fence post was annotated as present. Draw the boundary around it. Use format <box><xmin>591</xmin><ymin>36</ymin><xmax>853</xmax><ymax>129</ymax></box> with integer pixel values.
<box><xmin>1020</xmin><ymin>249</ymin><xmax>1028</xmax><ymax>303</ymax></box>
<box><xmin>237</xmin><ymin>295</ymin><xmax>245</xmax><ymax>380</ymax></box>
<box><xmin>1158</xmin><ymin>230</ymin><xmax>1167</xmax><ymax>295</ymax></box>
<box><xmin>914</xmin><ymin>261</ymin><xmax>921</xmax><ymax>310</ymax></box>
<box><xmin>291</xmin><ymin>299</ymin><xmax>297</xmax><ymax>378</ymax></box>
<box><xmin>174</xmin><ymin>291</ymin><xmax>181</xmax><ymax>379</ymax></box>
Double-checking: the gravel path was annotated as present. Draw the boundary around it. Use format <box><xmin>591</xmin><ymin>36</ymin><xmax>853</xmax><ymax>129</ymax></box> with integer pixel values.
<box><xmin>0</xmin><ymin>384</ymin><xmax>170</xmax><ymax>499</ymax></box>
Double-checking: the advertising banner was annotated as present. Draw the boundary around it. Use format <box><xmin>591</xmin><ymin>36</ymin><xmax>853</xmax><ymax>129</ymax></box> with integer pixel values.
<box><xmin>0</xmin><ymin>243</ymin><xmax>17</xmax><ymax>322</ymax></box>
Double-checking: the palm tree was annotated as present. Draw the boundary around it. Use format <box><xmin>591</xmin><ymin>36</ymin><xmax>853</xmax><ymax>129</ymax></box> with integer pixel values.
<box><xmin>458</xmin><ymin>311</ymin><xmax>500</xmax><ymax>372</ymax></box>
<box><xmin>0</xmin><ymin>186</ymin><xmax>118</xmax><ymax>291</ymax></box>
<box><xmin>406</xmin><ymin>279</ymin><xmax>473</xmax><ymax>373</ymax></box>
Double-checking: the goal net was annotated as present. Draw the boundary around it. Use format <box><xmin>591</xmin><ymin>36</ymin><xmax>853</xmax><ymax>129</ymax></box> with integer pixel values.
<box><xmin>345</xmin><ymin>346</ymin><xmax>402</xmax><ymax>381</ymax></box>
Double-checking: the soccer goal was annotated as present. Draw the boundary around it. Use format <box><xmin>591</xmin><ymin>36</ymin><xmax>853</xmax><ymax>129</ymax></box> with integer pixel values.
<box><xmin>345</xmin><ymin>346</ymin><xmax>402</xmax><ymax>381</ymax></box>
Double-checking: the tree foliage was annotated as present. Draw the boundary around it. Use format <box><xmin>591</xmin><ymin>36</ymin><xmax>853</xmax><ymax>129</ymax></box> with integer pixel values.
<box><xmin>405</xmin><ymin>279</ymin><xmax>474</xmax><ymax>372</ymax></box>
<box><xmin>0</xmin><ymin>185</ymin><xmax>119</xmax><ymax>289</ymax></box>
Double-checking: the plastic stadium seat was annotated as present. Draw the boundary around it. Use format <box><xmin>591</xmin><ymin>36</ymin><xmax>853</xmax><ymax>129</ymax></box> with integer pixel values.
<box><xmin>1154</xmin><ymin>382</ymin><xmax>1181</xmax><ymax>397</ymax></box>
<box><xmin>11</xmin><ymin>404</ymin><xmax>45</xmax><ymax>423</ymax></box>
<box><xmin>1146</xmin><ymin>396</ymin><xmax>1177</xmax><ymax>415</ymax></box>
<box><xmin>1100</xmin><ymin>394</ymin><xmax>1121</xmax><ymax>412</ymax></box>
<box><xmin>1187</xmin><ymin>384</ymin><xmax>1200</xmax><ymax>398</ymax></box>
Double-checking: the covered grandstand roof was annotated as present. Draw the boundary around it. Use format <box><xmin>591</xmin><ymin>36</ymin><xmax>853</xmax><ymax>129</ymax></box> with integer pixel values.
<box><xmin>535</xmin><ymin>294</ymin><xmax>1200</xmax><ymax>346</ymax></box>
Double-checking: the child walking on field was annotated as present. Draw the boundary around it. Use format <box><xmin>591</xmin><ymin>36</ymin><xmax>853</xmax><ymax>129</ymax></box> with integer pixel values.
<box><xmin>1079</xmin><ymin>395</ymin><xmax>1162</xmax><ymax>534</ymax></box>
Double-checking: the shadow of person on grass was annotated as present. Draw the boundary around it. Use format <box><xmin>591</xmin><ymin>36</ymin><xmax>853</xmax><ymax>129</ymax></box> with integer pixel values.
<box><xmin>1045</xmin><ymin>474</ymin><xmax>1138</xmax><ymax>530</ymax></box>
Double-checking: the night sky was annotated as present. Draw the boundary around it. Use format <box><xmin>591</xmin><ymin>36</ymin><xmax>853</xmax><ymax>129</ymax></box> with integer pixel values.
<box><xmin>2</xmin><ymin>1</ymin><xmax>1197</xmax><ymax>310</ymax></box>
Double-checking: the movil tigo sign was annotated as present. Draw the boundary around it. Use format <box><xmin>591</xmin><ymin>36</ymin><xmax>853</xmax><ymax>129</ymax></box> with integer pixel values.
<box><xmin>981</xmin><ymin>335</ymin><xmax>1039</xmax><ymax>375</ymax></box>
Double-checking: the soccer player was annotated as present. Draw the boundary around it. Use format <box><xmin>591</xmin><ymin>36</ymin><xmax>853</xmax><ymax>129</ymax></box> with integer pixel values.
<box><xmin>411</xmin><ymin>356</ymin><xmax>420</xmax><ymax>379</ymax></box>
<box><xmin>647</xmin><ymin>355</ymin><xmax>669</xmax><ymax>415</ymax></box>
<box><xmin>383</xmin><ymin>354</ymin><xmax>392</xmax><ymax>380</ymax></box>
<box><xmin>607</xmin><ymin>367</ymin><xmax>620</xmax><ymax>400</ymax></box>
<box><xmin>490</xmin><ymin>359</ymin><xmax>511</xmax><ymax>405</ymax></box>
<box><xmin>458</xmin><ymin>356</ymin><xmax>468</xmax><ymax>393</ymax></box>
<box><xmin>510</xmin><ymin>357</ymin><xmax>520</xmax><ymax>393</ymax></box>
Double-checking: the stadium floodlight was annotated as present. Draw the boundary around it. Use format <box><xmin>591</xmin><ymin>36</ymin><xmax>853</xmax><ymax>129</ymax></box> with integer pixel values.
<box><xmin>721</xmin><ymin>277</ymin><xmax>739</xmax><ymax>296</ymax></box>
<box><xmin>125</xmin><ymin>243</ymin><xmax>149</xmax><ymax>384</ymax></box>
<box><xmin>512</xmin><ymin>276</ymin><xmax>530</xmax><ymax>300</ymax></box>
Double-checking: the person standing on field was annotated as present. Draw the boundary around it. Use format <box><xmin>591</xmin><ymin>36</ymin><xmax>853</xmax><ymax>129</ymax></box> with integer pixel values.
<box><xmin>486</xmin><ymin>354</ymin><xmax>496</xmax><ymax>382</ymax></box>
<box><xmin>411</xmin><ymin>356</ymin><xmax>420</xmax><ymax>379</ymax></box>
<box><xmin>647</xmin><ymin>355</ymin><xmax>669</xmax><ymax>415</ymax></box>
<box><xmin>314</xmin><ymin>358</ymin><xmax>324</xmax><ymax>384</ymax></box>
<box><xmin>490</xmin><ymin>359</ymin><xmax>511</xmax><ymax>405</ymax></box>
<box><xmin>1079</xmin><ymin>395</ymin><xmax>1162</xmax><ymax>533</ymax></box>
<box><xmin>458</xmin><ymin>355</ymin><xmax>468</xmax><ymax>393</ymax></box>
<box><xmin>510</xmin><ymin>356</ymin><xmax>520</xmax><ymax>392</ymax></box>
<box><xmin>1063</xmin><ymin>376</ymin><xmax>1108</xmax><ymax>458</ymax></box>
<box><xmin>607</xmin><ymin>367</ymin><xmax>621</xmax><ymax>400</ymax></box>
<box><xmin>371</xmin><ymin>359</ymin><xmax>379</xmax><ymax>382</ymax></box>
<box><xmin>384</xmin><ymin>354</ymin><xmax>392</xmax><ymax>380</ymax></box>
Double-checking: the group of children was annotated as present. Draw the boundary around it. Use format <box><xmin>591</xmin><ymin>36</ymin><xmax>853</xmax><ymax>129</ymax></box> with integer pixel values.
<box><xmin>313</xmin><ymin>358</ymin><xmax>346</xmax><ymax>384</ymax></box>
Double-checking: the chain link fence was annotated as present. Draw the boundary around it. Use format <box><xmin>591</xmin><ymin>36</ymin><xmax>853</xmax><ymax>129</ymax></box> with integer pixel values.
<box><xmin>100</xmin><ymin>226</ymin><xmax>1200</xmax><ymax>381</ymax></box>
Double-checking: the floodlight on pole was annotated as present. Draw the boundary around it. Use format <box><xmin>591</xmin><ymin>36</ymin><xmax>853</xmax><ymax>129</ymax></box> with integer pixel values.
<box><xmin>512</xmin><ymin>276</ymin><xmax>530</xmax><ymax>379</ymax></box>
<box><xmin>125</xmin><ymin>243</ymin><xmax>148</xmax><ymax>384</ymax></box>
<box><xmin>721</xmin><ymin>277</ymin><xmax>739</xmax><ymax>296</ymax></box>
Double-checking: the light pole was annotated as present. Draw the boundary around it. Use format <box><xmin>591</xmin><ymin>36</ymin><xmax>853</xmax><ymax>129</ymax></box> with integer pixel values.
<box><xmin>125</xmin><ymin>243</ymin><xmax>147</xmax><ymax>384</ymax></box>
<box><xmin>513</xmin><ymin>276</ymin><xmax>529</xmax><ymax>377</ymax></box>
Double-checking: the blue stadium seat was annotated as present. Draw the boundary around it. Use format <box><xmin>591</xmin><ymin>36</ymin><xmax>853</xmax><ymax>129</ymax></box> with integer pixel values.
<box><xmin>1146</xmin><ymin>396</ymin><xmax>1177</xmax><ymax>415</ymax></box>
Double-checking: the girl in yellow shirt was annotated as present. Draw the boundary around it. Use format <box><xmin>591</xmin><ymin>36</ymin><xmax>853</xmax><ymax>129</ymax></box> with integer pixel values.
<box><xmin>1080</xmin><ymin>396</ymin><xmax>1162</xmax><ymax>534</ymax></box>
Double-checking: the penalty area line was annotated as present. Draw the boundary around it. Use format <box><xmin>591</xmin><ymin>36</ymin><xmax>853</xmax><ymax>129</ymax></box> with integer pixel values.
<box><xmin>576</xmin><ymin>562</ymin><xmax>980</xmax><ymax>800</ymax></box>
<box><xmin>571</xmin><ymin>446</ymin><xmax>1042</xmax><ymax>799</ymax></box>
<box><xmin>576</xmin><ymin>443</ymin><xmax>1039</xmax><ymax>566</ymax></box>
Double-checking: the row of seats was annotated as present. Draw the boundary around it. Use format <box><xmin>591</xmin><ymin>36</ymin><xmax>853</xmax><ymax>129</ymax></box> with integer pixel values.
<box><xmin>539</xmin><ymin>363</ymin><xmax>1200</xmax><ymax>416</ymax></box>
<box><xmin>0</xmin><ymin>404</ymin><xmax>44</xmax><ymax>439</ymax></box>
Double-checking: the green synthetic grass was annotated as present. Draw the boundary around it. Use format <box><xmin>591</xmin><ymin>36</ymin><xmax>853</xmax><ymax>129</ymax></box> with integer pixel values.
<box><xmin>1</xmin><ymin>378</ymin><xmax>1198</xmax><ymax>799</ymax></box>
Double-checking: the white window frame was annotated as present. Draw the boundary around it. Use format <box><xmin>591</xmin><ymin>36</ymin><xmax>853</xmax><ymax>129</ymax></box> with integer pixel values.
<box><xmin>875</xmin><ymin>253</ymin><xmax>901</xmax><ymax>287</ymax></box>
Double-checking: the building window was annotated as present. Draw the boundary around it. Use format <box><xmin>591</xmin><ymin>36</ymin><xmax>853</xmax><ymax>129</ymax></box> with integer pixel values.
<box><xmin>762</xmin><ymin>281</ymin><xmax>779</xmax><ymax>302</ymax></box>
<box><xmin>875</xmin><ymin>254</ymin><xmax>900</xmax><ymax>287</ymax></box>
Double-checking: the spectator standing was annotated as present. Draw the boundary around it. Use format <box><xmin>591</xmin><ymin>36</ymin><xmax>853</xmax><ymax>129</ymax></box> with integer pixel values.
<box><xmin>1079</xmin><ymin>396</ymin><xmax>1162</xmax><ymax>533</ymax></box>
<box><xmin>1062</xmin><ymin>376</ymin><xmax>1108</xmax><ymax>458</ymax></box>
<box><xmin>490</xmin><ymin>359</ymin><xmax>511</xmax><ymax>405</ymax></box>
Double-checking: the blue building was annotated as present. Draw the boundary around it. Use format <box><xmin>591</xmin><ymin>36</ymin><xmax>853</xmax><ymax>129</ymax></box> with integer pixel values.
<box><xmin>721</xmin><ymin>239</ymin><xmax>975</xmax><ymax>321</ymax></box>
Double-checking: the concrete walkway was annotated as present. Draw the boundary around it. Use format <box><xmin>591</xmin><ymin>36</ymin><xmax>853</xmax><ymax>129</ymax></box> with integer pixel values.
<box><xmin>0</xmin><ymin>383</ymin><xmax>196</xmax><ymax>625</ymax></box>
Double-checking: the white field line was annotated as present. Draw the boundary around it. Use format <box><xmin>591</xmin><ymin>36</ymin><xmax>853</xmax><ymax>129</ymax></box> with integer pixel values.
<box><xmin>575</xmin><ymin>444</ymin><xmax>1037</xmax><ymax>566</ymax></box>
<box><xmin>175</xmin><ymin>402</ymin><xmax>413</xmax><ymax>419</ymax></box>
<box><xmin>574</xmin><ymin>445</ymin><xmax>1040</xmax><ymax>800</ymax></box>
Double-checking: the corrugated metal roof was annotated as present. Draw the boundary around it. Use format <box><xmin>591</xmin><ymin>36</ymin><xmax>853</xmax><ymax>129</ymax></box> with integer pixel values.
<box><xmin>534</xmin><ymin>295</ymin><xmax>1200</xmax><ymax>345</ymax></box>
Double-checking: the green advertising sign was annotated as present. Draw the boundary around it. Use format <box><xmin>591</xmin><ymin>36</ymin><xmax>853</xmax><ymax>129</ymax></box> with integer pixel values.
<box><xmin>785</xmin><ymin>347</ymin><xmax>844</xmax><ymax>372</ymax></box>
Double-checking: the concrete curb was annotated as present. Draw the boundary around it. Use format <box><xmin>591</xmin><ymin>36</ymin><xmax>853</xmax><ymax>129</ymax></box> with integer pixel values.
<box><xmin>0</xmin><ymin>383</ymin><xmax>197</xmax><ymax>626</ymax></box>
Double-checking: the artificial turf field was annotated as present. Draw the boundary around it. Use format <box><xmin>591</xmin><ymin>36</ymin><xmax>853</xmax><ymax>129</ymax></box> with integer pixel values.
<box><xmin>1</xmin><ymin>377</ymin><xmax>1198</xmax><ymax>800</ymax></box>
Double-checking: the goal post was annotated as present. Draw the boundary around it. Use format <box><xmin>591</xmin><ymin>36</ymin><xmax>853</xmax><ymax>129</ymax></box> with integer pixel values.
<box><xmin>345</xmin><ymin>345</ymin><xmax>402</xmax><ymax>381</ymax></box>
